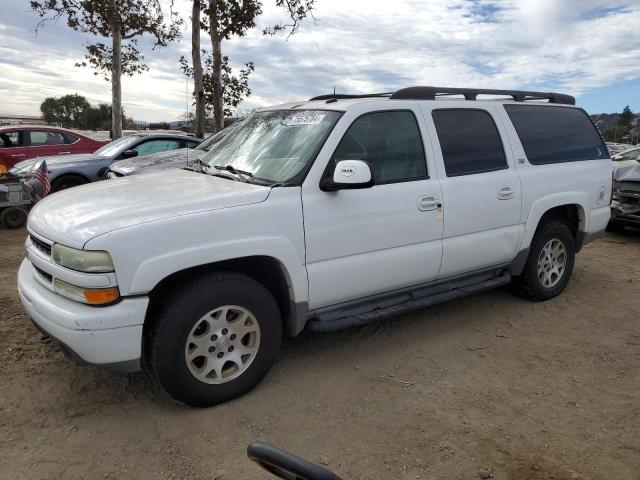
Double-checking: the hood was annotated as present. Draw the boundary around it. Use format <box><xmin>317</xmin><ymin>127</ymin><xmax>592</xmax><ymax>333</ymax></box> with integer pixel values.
<box><xmin>110</xmin><ymin>148</ymin><xmax>206</xmax><ymax>175</ymax></box>
<box><xmin>28</xmin><ymin>169</ymin><xmax>270</xmax><ymax>248</ymax></box>
<box><xmin>613</xmin><ymin>160</ymin><xmax>640</xmax><ymax>182</ymax></box>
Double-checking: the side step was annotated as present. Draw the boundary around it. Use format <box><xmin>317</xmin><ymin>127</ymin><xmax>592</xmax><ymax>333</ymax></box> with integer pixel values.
<box><xmin>306</xmin><ymin>270</ymin><xmax>511</xmax><ymax>333</ymax></box>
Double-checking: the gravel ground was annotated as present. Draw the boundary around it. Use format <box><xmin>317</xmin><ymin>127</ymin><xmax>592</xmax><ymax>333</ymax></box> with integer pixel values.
<box><xmin>0</xmin><ymin>227</ymin><xmax>638</xmax><ymax>480</ymax></box>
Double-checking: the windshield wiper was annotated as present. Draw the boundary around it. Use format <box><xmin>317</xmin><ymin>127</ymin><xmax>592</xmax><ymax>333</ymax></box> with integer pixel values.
<box><xmin>213</xmin><ymin>164</ymin><xmax>253</xmax><ymax>182</ymax></box>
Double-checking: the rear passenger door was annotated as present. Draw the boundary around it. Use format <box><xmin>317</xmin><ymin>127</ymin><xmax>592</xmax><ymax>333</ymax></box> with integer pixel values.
<box><xmin>424</xmin><ymin>105</ymin><xmax>522</xmax><ymax>278</ymax></box>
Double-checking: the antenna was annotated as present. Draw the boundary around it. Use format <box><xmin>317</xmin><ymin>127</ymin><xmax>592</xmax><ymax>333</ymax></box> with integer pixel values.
<box><xmin>333</xmin><ymin>86</ymin><xmax>336</xmax><ymax>96</ymax></box>
<box><xmin>186</xmin><ymin>76</ymin><xmax>190</xmax><ymax>167</ymax></box>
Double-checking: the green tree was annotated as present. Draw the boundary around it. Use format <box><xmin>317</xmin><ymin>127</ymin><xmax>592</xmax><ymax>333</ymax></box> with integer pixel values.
<box><xmin>179</xmin><ymin>52</ymin><xmax>254</xmax><ymax>120</ymax></box>
<box><xmin>30</xmin><ymin>0</ymin><xmax>182</xmax><ymax>139</ymax></box>
<box><xmin>181</xmin><ymin>0</ymin><xmax>316</xmax><ymax>133</ymax></box>
<box><xmin>40</xmin><ymin>94</ymin><xmax>91</xmax><ymax>128</ymax></box>
<box><xmin>619</xmin><ymin>105</ymin><xmax>633</xmax><ymax>128</ymax></box>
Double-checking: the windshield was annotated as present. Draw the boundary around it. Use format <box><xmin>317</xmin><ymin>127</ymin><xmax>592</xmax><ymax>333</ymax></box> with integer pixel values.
<box><xmin>201</xmin><ymin>110</ymin><xmax>341</xmax><ymax>183</ymax></box>
<box><xmin>95</xmin><ymin>136</ymin><xmax>138</xmax><ymax>157</ymax></box>
<box><xmin>197</xmin><ymin>121</ymin><xmax>243</xmax><ymax>152</ymax></box>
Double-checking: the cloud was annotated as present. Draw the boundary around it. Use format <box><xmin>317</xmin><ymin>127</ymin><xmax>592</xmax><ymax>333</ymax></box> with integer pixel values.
<box><xmin>0</xmin><ymin>0</ymin><xmax>638</xmax><ymax>121</ymax></box>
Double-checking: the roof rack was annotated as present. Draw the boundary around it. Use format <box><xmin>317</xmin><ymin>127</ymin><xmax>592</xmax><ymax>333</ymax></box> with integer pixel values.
<box><xmin>309</xmin><ymin>86</ymin><xmax>575</xmax><ymax>105</ymax></box>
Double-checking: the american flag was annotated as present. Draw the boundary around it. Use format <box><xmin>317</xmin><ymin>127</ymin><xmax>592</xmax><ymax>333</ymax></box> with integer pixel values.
<box><xmin>34</xmin><ymin>160</ymin><xmax>50</xmax><ymax>197</ymax></box>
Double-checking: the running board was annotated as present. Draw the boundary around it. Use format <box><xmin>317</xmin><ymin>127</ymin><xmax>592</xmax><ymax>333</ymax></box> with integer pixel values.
<box><xmin>306</xmin><ymin>270</ymin><xmax>512</xmax><ymax>333</ymax></box>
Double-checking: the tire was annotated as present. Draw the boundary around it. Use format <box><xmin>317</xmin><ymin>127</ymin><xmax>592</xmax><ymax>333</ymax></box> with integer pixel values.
<box><xmin>512</xmin><ymin>218</ymin><xmax>576</xmax><ymax>301</ymax></box>
<box><xmin>0</xmin><ymin>207</ymin><xmax>27</xmax><ymax>229</ymax></box>
<box><xmin>51</xmin><ymin>174</ymin><xmax>88</xmax><ymax>192</ymax></box>
<box><xmin>147</xmin><ymin>271</ymin><xmax>282</xmax><ymax>407</ymax></box>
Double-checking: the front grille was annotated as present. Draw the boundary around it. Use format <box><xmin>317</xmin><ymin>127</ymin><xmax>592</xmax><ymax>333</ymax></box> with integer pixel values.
<box><xmin>34</xmin><ymin>265</ymin><xmax>53</xmax><ymax>283</ymax></box>
<box><xmin>30</xmin><ymin>235</ymin><xmax>52</xmax><ymax>256</ymax></box>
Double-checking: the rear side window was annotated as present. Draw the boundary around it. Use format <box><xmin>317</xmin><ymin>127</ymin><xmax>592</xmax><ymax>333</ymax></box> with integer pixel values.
<box><xmin>63</xmin><ymin>133</ymin><xmax>79</xmax><ymax>144</ymax></box>
<box><xmin>504</xmin><ymin>105</ymin><xmax>606</xmax><ymax>164</ymax></box>
<box><xmin>432</xmin><ymin>109</ymin><xmax>508</xmax><ymax>177</ymax></box>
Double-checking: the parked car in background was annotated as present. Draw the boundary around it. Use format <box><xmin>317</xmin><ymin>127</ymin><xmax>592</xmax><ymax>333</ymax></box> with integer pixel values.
<box><xmin>606</xmin><ymin>142</ymin><xmax>633</xmax><ymax>156</ymax></box>
<box><xmin>106</xmin><ymin>122</ymin><xmax>242</xmax><ymax>178</ymax></box>
<box><xmin>611</xmin><ymin>145</ymin><xmax>640</xmax><ymax>162</ymax></box>
<box><xmin>11</xmin><ymin>133</ymin><xmax>202</xmax><ymax>193</ymax></box>
<box><xmin>610</xmin><ymin>157</ymin><xmax>640</xmax><ymax>230</ymax></box>
<box><xmin>0</xmin><ymin>125</ymin><xmax>108</xmax><ymax>171</ymax></box>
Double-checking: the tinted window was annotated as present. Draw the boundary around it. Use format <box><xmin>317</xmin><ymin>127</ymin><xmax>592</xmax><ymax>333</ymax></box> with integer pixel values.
<box><xmin>332</xmin><ymin>111</ymin><xmax>427</xmax><ymax>184</ymax></box>
<box><xmin>134</xmin><ymin>139</ymin><xmax>182</xmax><ymax>156</ymax></box>
<box><xmin>0</xmin><ymin>131</ymin><xmax>20</xmax><ymax>148</ymax></box>
<box><xmin>505</xmin><ymin>105</ymin><xmax>606</xmax><ymax>164</ymax></box>
<box><xmin>432</xmin><ymin>109</ymin><xmax>507</xmax><ymax>177</ymax></box>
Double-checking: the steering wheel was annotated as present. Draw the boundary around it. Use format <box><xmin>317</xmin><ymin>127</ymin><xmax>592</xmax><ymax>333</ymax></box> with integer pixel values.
<box><xmin>247</xmin><ymin>442</ymin><xmax>343</xmax><ymax>480</ymax></box>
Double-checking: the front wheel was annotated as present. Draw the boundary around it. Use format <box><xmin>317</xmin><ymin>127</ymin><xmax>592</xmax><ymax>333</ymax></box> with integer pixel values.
<box><xmin>147</xmin><ymin>272</ymin><xmax>282</xmax><ymax>407</ymax></box>
<box><xmin>513</xmin><ymin>219</ymin><xmax>576</xmax><ymax>301</ymax></box>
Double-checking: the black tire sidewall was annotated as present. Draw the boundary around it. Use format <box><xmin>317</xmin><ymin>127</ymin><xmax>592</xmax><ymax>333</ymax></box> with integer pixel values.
<box><xmin>523</xmin><ymin>221</ymin><xmax>575</xmax><ymax>300</ymax></box>
<box><xmin>149</xmin><ymin>274</ymin><xmax>282</xmax><ymax>407</ymax></box>
<box><xmin>51</xmin><ymin>175</ymin><xmax>87</xmax><ymax>192</ymax></box>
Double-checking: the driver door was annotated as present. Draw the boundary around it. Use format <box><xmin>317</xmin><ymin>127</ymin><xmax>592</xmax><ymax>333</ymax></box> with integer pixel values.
<box><xmin>302</xmin><ymin>106</ymin><xmax>443</xmax><ymax>309</ymax></box>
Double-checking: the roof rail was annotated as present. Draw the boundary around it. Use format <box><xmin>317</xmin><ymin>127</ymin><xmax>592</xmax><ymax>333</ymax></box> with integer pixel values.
<box><xmin>309</xmin><ymin>87</ymin><xmax>575</xmax><ymax>105</ymax></box>
<box><xmin>389</xmin><ymin>86</ymin><xmax>575</xmax><ymax>105</ymax></box>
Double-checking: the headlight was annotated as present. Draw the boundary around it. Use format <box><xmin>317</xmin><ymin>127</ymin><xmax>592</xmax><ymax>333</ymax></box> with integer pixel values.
<box><xmin>51</xmin><ymin>244</ymin><xmax>115</xmax><ymax>273</ymax></box>
<box><xmin>53</xmin><ymin>278</ymin><xmax>119</xmax><ymax>305</ymax></box>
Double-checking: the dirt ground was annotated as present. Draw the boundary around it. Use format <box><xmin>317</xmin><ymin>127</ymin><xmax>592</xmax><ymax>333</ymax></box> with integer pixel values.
<box><xmin>0</xmin><ymin>227</ymin><xmax>638</xmax><ymax>480</ymax></box>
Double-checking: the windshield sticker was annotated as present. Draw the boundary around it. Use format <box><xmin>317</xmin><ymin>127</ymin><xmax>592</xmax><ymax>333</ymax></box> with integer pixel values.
<box><xmin>283</xmin><ymin>112</ymin><xmax>326</xmax><ymax>126</ymax></box>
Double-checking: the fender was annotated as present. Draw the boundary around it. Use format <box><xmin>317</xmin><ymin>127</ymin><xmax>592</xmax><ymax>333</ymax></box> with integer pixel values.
<box><xmin>518</xmin><ymin>191</ymin><xmax>587</xmax><ymax>251</ymax></box>
<box><xmin>127</xmin><ymin>235</ymin><xmax>308</xmax><ymax>303</ymax></box>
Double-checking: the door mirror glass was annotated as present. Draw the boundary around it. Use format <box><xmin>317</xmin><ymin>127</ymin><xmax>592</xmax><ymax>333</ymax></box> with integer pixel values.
<box><xmin>322</xmin><ymin>160</ymin><xmax>374</xmax><ymax>191</ymax></box>
<box><xmin>122</xmin><ymin>149</ymin><xmax>139</xmax><ymax>159</ymax></box>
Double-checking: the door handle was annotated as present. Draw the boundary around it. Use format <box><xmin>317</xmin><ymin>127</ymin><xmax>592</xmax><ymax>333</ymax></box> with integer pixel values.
<box><xmin>57</xmin><ymin>152</ymin><xmax>71</xmax><ymax>155</ymax></box>
<box><xmin>418</xmin><ymin>195</ymin><xmax>442</xmax><ymax>211</ymax></box>
<box><xmin>10</xmin><ymin>154</ymin><xmax>26</xmax><ymax>157</ymax></box>
<box><xmin>497</xmin><ymin>185</ymin><xmax>515</xmax><ymax>200</ymax></box>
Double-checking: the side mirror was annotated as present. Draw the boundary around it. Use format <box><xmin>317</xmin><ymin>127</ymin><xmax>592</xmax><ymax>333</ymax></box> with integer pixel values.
<box><xmin>321</xmin><ymin>160</ymin><xmax>374</xmax><ymax>192</ymax></box>
<box><xmin>121</xmin><ymin>149</ymin><xmax>138</xmax><ymax>159</ymax></box>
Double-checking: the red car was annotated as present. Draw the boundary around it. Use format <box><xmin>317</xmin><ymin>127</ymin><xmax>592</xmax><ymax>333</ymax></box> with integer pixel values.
<box><xmin>0</xmin><ymin>125</ymin><xmax>108</xmax><ymax>171</ymax></box>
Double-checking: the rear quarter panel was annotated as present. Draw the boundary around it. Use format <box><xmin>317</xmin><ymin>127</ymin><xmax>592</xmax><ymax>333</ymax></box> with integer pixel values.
<box><xmin>495</xmin><ymin>104</ymin><xmax>613</xmax><ymax>249</ymax></box>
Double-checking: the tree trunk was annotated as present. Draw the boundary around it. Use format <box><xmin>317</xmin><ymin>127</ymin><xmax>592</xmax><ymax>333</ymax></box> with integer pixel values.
<box><xmin>208</xmin><ymin>0</ymin><xmax>224</xmax><ymax>133</ymax></box>
<box><xmin>109</xmin><ymin>0</ymin><xmax>123</xmax><ymax>139</ymax></box>
<box><xmin>192</xmin><ymin>0</ymin><xmax>205</xmax><ymax>138</ymax></box>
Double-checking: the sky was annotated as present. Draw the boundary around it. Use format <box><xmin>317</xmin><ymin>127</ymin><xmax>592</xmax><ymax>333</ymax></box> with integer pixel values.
<box><xmin>0</xmin><ymin>0</ymin><xmax>639</xmax><ymax>122</ymax></box>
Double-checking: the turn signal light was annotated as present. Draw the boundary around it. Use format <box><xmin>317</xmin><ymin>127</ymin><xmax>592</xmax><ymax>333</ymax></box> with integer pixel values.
<box><xmin>83</xmin><ymin>287</ymin><xmax>120</xmax><ymax>305</ymax></box>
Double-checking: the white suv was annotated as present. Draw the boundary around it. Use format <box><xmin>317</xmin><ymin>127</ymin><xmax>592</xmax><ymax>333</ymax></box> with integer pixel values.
<box><xmin>18</xmin><ymin>87</ymin><xmax>612</xmax><ymax>406</ymax></box>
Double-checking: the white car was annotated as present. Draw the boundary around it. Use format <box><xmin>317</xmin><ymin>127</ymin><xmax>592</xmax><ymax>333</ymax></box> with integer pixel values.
<box><xmin>18</xmin><ymin>86</ymin><xmax>612</xmax><ymax>406</ymax></box>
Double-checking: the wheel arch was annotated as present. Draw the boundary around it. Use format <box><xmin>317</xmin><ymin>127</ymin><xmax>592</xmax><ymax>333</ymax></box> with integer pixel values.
<box><xmin>510</xmin><ymin>195</ymin><xmax>587</xmax><ymax>276</ymax></box>
<box><xmin>143</xmin><ymin>255</ymin><xmax>308</xmax><ymax>343</ymax></box>
<box><xmin>51</xmin><ymin>172</ymin><xmax>91</xmax><ymax>191</ymax></box>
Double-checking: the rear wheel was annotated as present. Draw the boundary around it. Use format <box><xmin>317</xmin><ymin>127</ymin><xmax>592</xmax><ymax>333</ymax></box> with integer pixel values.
<box><xmin>51</xmin><ymin>174</ymin><xmax>88</xmax><ymax>192</ymax></box>
<box><xmin>0</xmin><ymin>207</ymin><xmax>27</xmax><ymax>229</ymax></box>
<box><xmin>147</xmin><ymin>272</ymin><xmax>282</xmax><ymax>407</ymax></box>
<box><xmin>513</xmin><ymin>219</ymin><xmax>575</xmax><ymax>301</ymax></box>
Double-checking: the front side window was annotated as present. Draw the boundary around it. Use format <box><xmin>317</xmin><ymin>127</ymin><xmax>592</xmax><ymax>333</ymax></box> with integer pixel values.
<box><xmin>505</xmin><ymin>104</ymin><xmax>607</xmax><ymax>164</ymax></box>
<box><xmin>331</xmin><ymin>111</ymin><xmax>427</xmax><ymax>184</ymax></box>
<box><xmin>202</xmin><ymin>110</ymin><xmax>341</xmax><ymax>184</ymax></box>
<box><xmin>432</xmin><ymin>109</ymin><xmax>508</xmax><ymax>177</ymax></box>
<box><xmin>29</xmin><ymin>131</ymin><xmax>65</xmax><ymax>146</ymax></box>
<box><xmin>134</xmin><ymin>139</ymin><xmax>182</xmax><ymax>156</ymax></box>
<box><xmin>0</xmin><ymin>131</ymin><xmax>20</xmax><ymax>148</ymax></box>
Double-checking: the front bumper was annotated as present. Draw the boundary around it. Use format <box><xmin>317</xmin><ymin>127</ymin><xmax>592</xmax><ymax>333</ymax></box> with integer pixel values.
<box><xmin>611</xmin><ymin>201</ymin><xmax>640</xmax><ymax>227</ymax></box>
<box><xmin>17</xmin><ymin>258</ymin><xmax>148</xmax><ymax>372</ymax></box>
